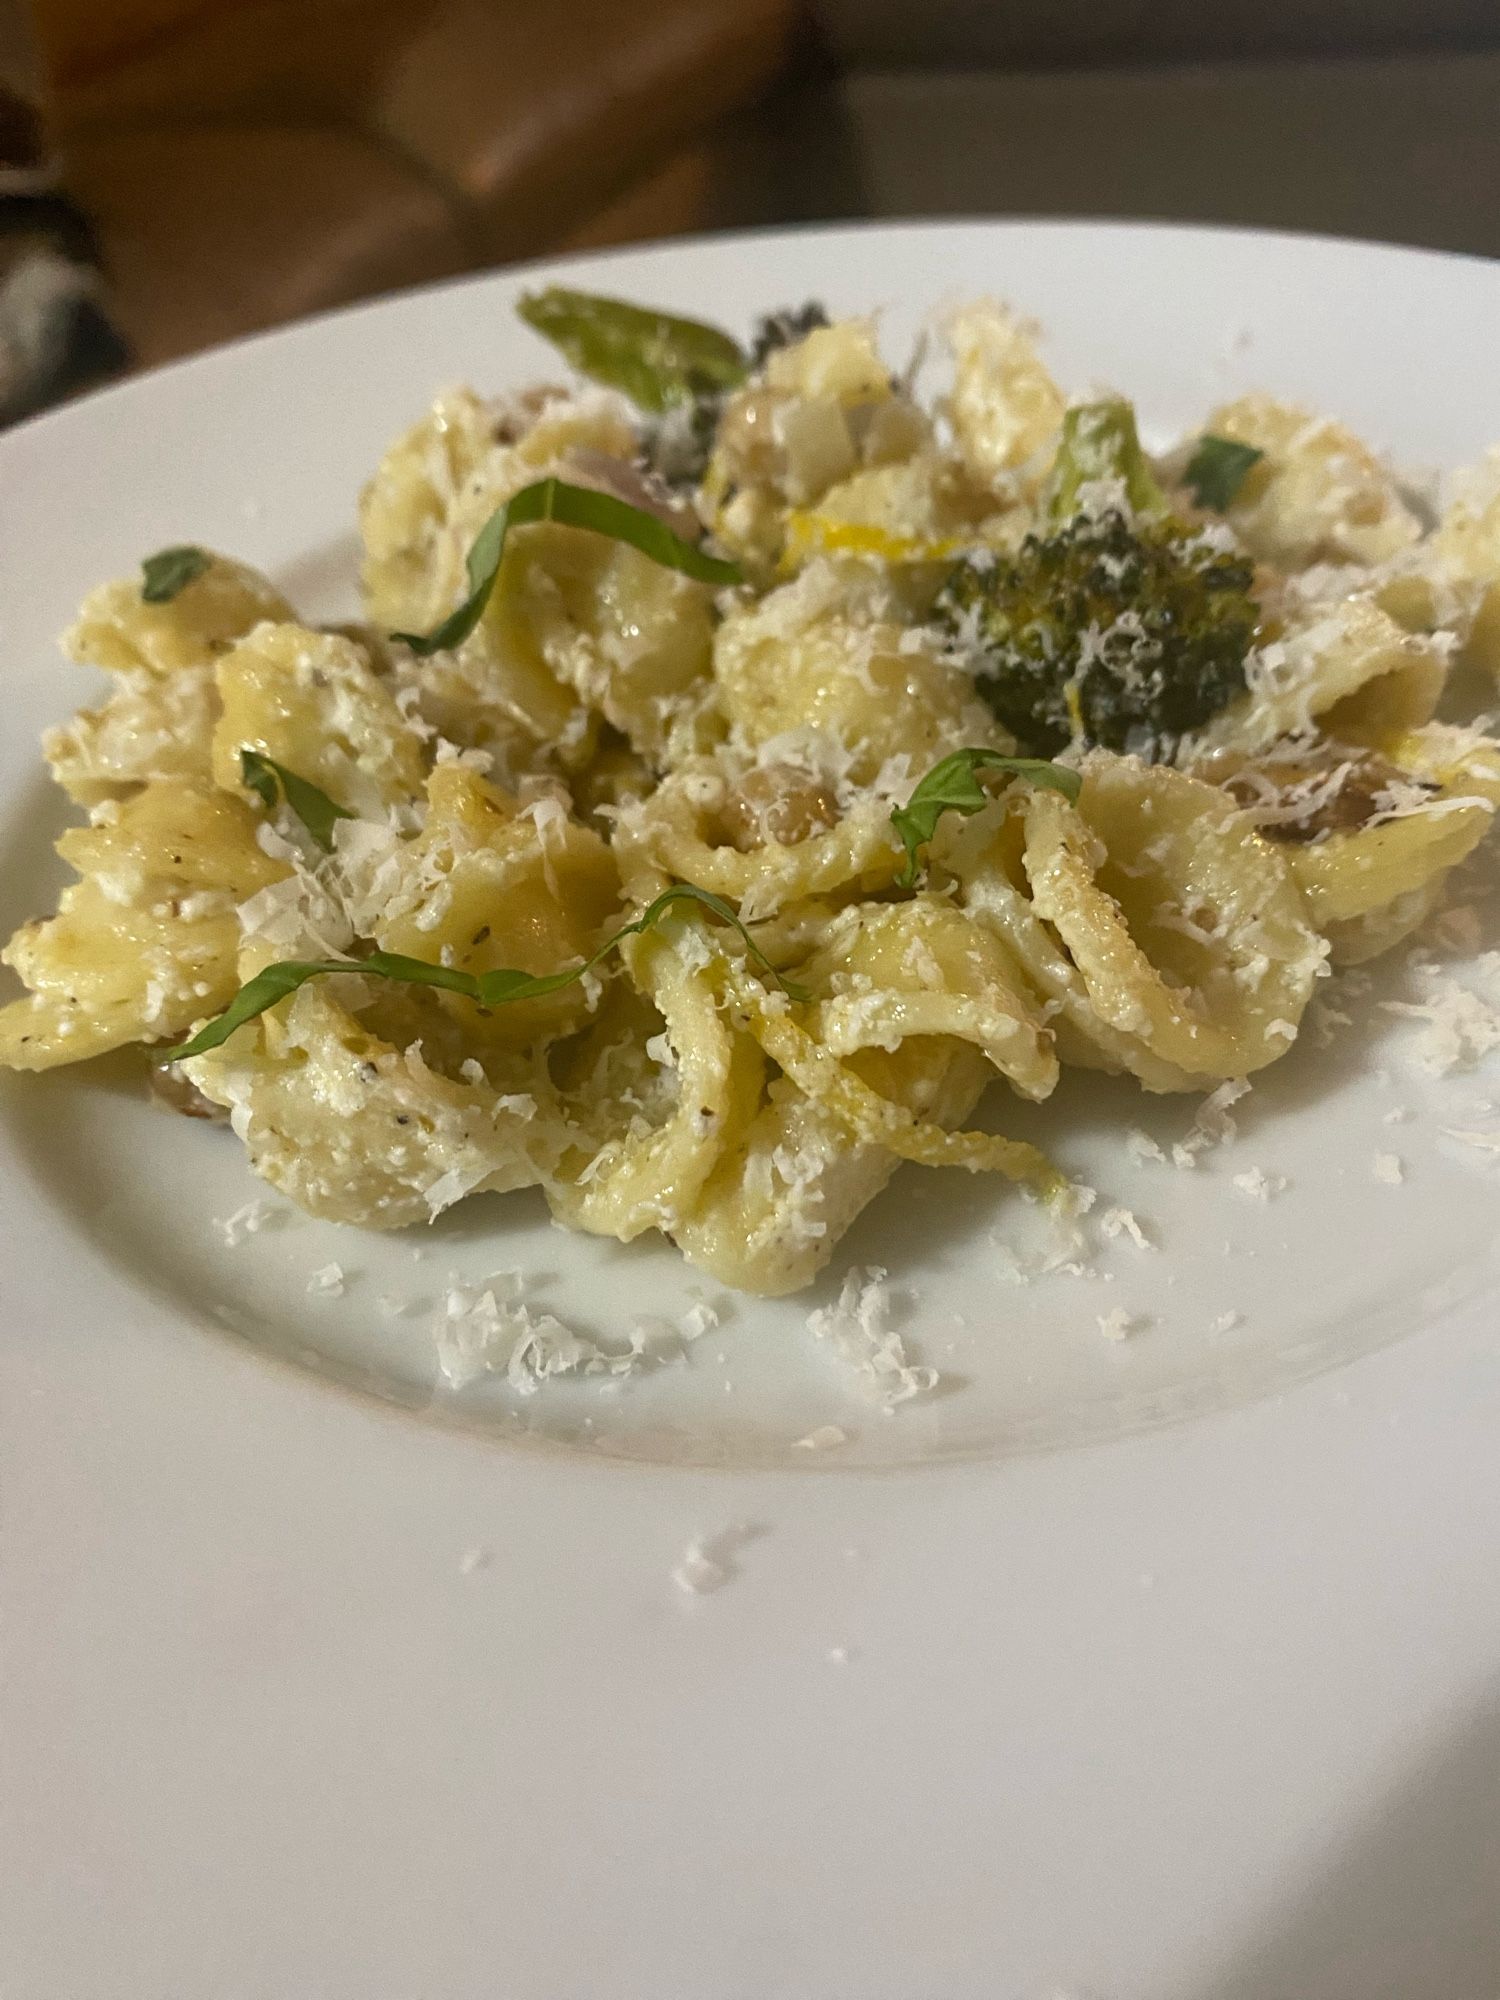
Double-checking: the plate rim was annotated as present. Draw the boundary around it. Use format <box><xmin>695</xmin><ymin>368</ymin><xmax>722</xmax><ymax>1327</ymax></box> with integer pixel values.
<box><xmin>9</xmin><ymin>211</ymin><xmax>1498</xmax><ymax>460</ymax></box>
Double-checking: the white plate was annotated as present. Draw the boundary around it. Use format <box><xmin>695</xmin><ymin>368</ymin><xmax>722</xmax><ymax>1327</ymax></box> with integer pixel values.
<box><xmin>4</xmin><ymin>221</ymin><xmax>1500</xmax><ymax>1998</ymax></box>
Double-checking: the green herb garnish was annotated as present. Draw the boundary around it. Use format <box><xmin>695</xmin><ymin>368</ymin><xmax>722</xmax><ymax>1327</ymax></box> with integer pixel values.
<box><xmin>161</xmin><ymin>882</ymin><xmax>804</xmax><ymax>1062</ymax></box>
<box><xmin>891</xmin><ymin>750</ymin><xmax>1082</xmax><ymax>887</ymax></box>
<box><xmin>239</xmin><ymin>749</ymin><xmax>354</xmax><ymax>853</ymax></box>
<box><xmin>518</xmin><ymin>287</ymin><xmax>748</xmax><ymax>413</ymax></box>
<box><xmin>1183</xmin><ymin>435</ymin><xmax>1264</xmax><ymax>511</ymax></box>
<box><xmin>391</xmin><ymin>476</ymin><xmax>741</xmax><ymax>657</ymax></box>
<box><xmin>141</xmin><ymin>545</ymin><xmax>210</xmax><ymax>603</ymax></box>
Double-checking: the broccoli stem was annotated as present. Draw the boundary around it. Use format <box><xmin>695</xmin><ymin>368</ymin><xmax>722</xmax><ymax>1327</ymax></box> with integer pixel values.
<box><xmin>1044</xmin><ymin>400</ymin><xmax>1167</xmax><ymax>522</ymax></box>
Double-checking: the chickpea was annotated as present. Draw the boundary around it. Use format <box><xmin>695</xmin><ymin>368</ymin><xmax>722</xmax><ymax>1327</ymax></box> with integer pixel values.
<box><xmin>1213</xmin><ymin>746</ymin><xmax>1431</xmax><ymax>843</ymax></box>
<box><xmin>714</xmin><ymin>763</ymin><xmax>841</xmax><ymax>851</ymax></box>
<box><xmin>150</xmin><ymin>1063</ymin><xmax>230</xmax><ymax>1121</ymax></box>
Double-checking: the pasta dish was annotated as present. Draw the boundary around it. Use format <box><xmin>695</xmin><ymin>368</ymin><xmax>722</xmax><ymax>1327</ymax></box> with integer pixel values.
<box><xmin>3</xmin><ymin>289</ymin><xmax>1498</xmax><ymax>1296</ymax></box>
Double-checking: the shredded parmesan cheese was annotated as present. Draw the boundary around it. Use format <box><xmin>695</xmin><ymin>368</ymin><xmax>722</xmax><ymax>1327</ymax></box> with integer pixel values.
<box><xmin>213</xmin><ymin>1198</ymin><xmax>281</xmax><ymax>1247</ymax></box>
<box><xmin>672</xmin><ymin>1523</ymin><xmax>760</xmax><ymax>1596</ymax></box>
<box><xmin>1382</xmin><ymin>972</ymin><xmax>1500</xmax><ymax>1075</ymax></box>
<box><xmin>1231</xmin><ymin>1167</ymin><xmax>1286</xmax><ymax>1202</ymax></box>
<box><xmin>432</xmin><ymin>1276</ymin><xmax>694</xmax><ymax>1393</ymax></box>
<box><xmin>806</xmin><ymin>1267</ymin><xmax>936</xmax><ymax>1410</ymax></box>
<box><xmin>1099</xmin><ymin>1206</ymin><xmax>1153</xmax><ymax>1250</ymax></box>
<box><xmin>792</xmin><ymin>1424</ymin><xmax>850</xmax><ymax>1451</ymax></box>
<box><xmin>1172</xmin><ymin>1079</ymin><xmax>1250</xmax><ymax>1168</ymax></box>
<box><xmin>1442</xmin><ymin>1127</ymin><xmax>1500</xmax><ymax>1157</ymax></box>
<box><xmin>1125</xmin><ymin>1129</ymin><xmax>1166</xmax><ymax>1165</ymax></box>
<box><xmin>1096</xmin><ymin>1307</ymin><xmax>1141</xmax><ymax>1342</ymax></box>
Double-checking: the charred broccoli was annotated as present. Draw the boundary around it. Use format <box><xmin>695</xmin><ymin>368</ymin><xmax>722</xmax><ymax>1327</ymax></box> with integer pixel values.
<box><xmin>938</xmin><ymin>401</ymin><xmax>1261</xmax><ymax>756</ymax></box>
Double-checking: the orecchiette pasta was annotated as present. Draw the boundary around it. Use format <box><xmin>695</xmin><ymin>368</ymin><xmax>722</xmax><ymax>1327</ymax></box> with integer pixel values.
<box><xmin>797</xmin><ymin>896</ymin><xmax>1058</xmax><ymax>1102</ymax></box>
<box><xmin>945</xmin><ymin>301</ymin><xmax>1066</xmax><ymax>492</ymax></box>
<box><xmin>182</xmin><ymin>981</ymin><xmax>553</xmax><ymax>1227</ymax></box>
<box><xmin>4</xmin><ymin>289</ymin><xmax>1497</xmax><ymax>1296</ymax></box>
<box><xmin>492</xmin><ymin>523</ymin><xmax>716</xmax><ymax>762</ymax></box>
<box><xmin>780</xmin><ymin>451</ymin><xmax>1016</xmax><ymax>576</ymax></box>
<box><xmin>547</xmin><ymin>926</ymin><xmax>766</xmax><ymax>1243</ymax></box>
<box><xmin>1423</xmin><ymin>450</ymin><xmax>1500</xmax><ymax>682</ymax></box>
<box><xmin>370</xmin><ymin>763</ymin><xmax>620</xmax><ymax>1049</ymax></box>
<box><xmin>359</xmin><ymin>385</ymin><xmax>639</xmax><ymax>635</ymax></box>
<box><xmin>1199</xmin><ymin>725</ymin><xmax>1500</xmax><ymax>965</ymax></box>
<box><xmin>1193</xmin><ymin>593</ymin><xmax>1446</xmax><ymax>754</ymax></box>
<box><xmin>213</xmin><ymin>621</ymin><xmax>428</xmax><ymax>821</ymax></box>
<box><xmin>44</xmin><ymin>553</ymin><xmax>292</xmax><ymax>804</ymax></box>
<box><xmin>712</xmin><ymin>559</ymin><xmax>1001</xmax><ymax>780</ymax></box>
<box><xmin>1201</xmin><ymin>393</ymin><xmax>1423</xmax><ymax>569</ymax></box>
<box><xmin>672</xmin><ymin>1037</ymin><xmax>997</xmax><ymax>1296</ymax></box>
<box><xmin>1007</xmin><ymin>757</ymin><xmax>1324</xmax><ymax>1085</ymax></box>
<box><xmin>704</xmin><ymin>320</ymin><xmax>931</xmax><ymax>571</ymax></box>
<box><xmin>0</xmin><ymin>780</ymin><xmax>288</xmax><ymax>1069</ymax></box>
<box><xmin>619</xmin><ymin>757</ymin><xmax>905</xmax><ymax>921</ymax></box>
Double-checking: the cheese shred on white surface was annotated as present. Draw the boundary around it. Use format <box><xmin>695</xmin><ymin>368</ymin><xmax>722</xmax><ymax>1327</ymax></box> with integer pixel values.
<box><xmin>433</xmin><ymin>1277</ymin><xmax>694</xmax><ymax>1394</ymax></box>
<box><xmin>805</xmin><ymin>1266</ymin><xmax>936</xmax><ymax>1410</ymax></box>
<box><xmin>1231</xmin><ymin>1167</ymin><xmax>1287</xmax><ymax>1202</ymax></box>
<box><xmin>1442</xmin><ymin>1126</ymin><xmax>1500</xmax><ymax>1157</ymax></box>
<box><xmin>1381</xmin><ymin>963</ymin><xmax>1500</xmax><ymax>1075</ymax></box>
<box><xmin>1096</xmin><ymin>1307</ymin><xmax>1141</xmax><ymax>1342</ymax></box>
<box><xmin>1099</xmin><ymin>1206</ymin><xmax>1154</xmax><ymax>1250</ymax></box>
<box><xmin>1171</xmin><ymin>1080</ymin><xmax>1250</xmax><ymax>1169</ymax></box>
<box><xmin>213</xmin><ymin>1198</ymin><xmax>281</xmax><ymax>1247</ymax></box>
<box><xmin>1125</xmin><ymin>1129</ymin><xmax>1167</xmax><ymax>1165</ymax></box>
<box><xmin>792</xmin><ymin>1424</ymin><xmax>850</xmax><ymax>1451</ymax></box>
<box><xmin>671</xmin><ymin>1523</ymin><xmax>760</xmax><ymax>1596</ymax></box>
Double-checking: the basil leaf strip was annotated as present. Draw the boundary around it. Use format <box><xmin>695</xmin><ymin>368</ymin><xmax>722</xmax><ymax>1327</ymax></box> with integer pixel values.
<box><xmin>1183</xmin><ymin>435</ymin><xmax>1264</xmax><ymax>511</ymax></box>
<box><xmin>239</xmin><ymin>748</ymin><xmax>354</xmax><ymax>853</ymax></box>
<box><xmin>161</xmin><ymin>882</ymin><xmax>805</xmax><ymax>1062</ymax></box>
<box><xmin>391</xmin><ymin>476</ymin><xmax>741</xmax><ymax>657</ymax></box>
<box><xmin>141</xmin><ymin>545</ymin><xmax>210</xmax><ymax>603</ymax></box>
<box><xmin>891</xmin><ymin>750</ymin><xmax>1082</xmax><ymax>887</ymax></box>
<box><xmin>518</xmin><ymin>287</ymin><xmax>748</xmax><ymax>413</ymax></box>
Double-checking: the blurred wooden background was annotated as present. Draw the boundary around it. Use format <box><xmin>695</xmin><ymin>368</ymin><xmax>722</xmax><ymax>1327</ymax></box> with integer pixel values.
<box><xmin>5</xmin><ymin>0</ymin><xmax>1500</xmax><ymax>399</ymax></box>
<box><xmin>19</xmin><ymin>0</ymin><xmax>813</xmax><ymax>368</ymax></box>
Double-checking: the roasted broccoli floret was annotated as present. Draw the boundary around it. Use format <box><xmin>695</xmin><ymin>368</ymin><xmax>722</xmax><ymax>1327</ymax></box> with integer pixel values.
<box><xmin>938</xmin><ymin>400</ymin><xmax>1261</xmax><ymax>756</ymax></box>
<box><xmin>1040</xmin><ymin>399</ymin><xmax>1169</xmax><ymax>524</ymax></box>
